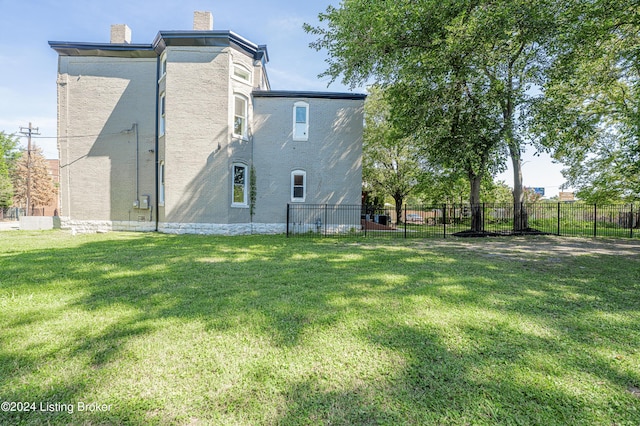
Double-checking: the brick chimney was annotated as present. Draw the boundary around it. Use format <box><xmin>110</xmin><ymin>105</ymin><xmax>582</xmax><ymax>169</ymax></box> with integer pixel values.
<box><xmin>110</xmin><ymin>24</ymin><xmax>131</xmax><ymax>44</ymax></box>
<box><xmin>193</xmin><ymin>11</ymin><xmax>213</xmax><ymax>31</ymax></box>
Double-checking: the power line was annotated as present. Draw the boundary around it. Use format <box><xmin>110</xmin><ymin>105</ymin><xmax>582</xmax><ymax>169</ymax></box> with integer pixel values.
<box><xmin>23</xmin><ymin>132</ymin><xmax>135</xmax><ymax>140</ymax></box>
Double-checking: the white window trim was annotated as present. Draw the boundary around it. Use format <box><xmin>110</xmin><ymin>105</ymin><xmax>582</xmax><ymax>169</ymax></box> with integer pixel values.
<box><xmin>158</xmin><ymin>161</ymin><xmax>165</xmax><ymax>206</ymax></box>
<box><xmin>293</xmin><ymin>101</ymin><xmax>309</xmax><ymax>141</ymax></box>
<box><xmin>232</xmin><ymin>94</ymin><xmax>248</xmax><ymax>140</ymax></box>
<box><xmin>159</xmin><ymin>92</ymin><xmax>166</xmax><ymax>136</ymax></box>
<box><xmin>291</xmin><ymin>170</ymin><xmax>307</xmax><ymax>203</ymax></box>
<box><xmin>159</xmin><ymin>52</ymin><xmax>167</xmax><ymax>82</ymax></box>
<box><xmin>232</xmin><ymin>63</ymin><xmax>252</xmax><ymax>85</ymax></box>
<box><xmin>232</xmin><ymin>163</ymin><xmax>249</xmax><ymax>207</ymax></box>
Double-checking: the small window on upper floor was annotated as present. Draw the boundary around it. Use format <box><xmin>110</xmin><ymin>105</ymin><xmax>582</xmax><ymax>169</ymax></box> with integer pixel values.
<box><xmin>293</xmin><ymin>101</ymin><xmax>309</xmax><ymax>141</ymax></box>
<box><xmin>233</xmin><ymin>64</ymin><xmax>252</xmax><ymax>84</ymax></box>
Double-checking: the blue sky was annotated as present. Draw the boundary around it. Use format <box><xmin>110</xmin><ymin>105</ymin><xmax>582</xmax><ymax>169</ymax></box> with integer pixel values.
<box><xmin>0</xmin><ymin>0</ymin><xmax>568</xmax><ymax>196</ymax></box>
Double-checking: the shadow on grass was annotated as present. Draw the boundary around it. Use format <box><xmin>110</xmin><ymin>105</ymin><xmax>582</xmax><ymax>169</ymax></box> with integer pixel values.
<box><xmin>0</xmin><ymin>233</ymin><xmax>639</xmax><ymax>424</ymax></box>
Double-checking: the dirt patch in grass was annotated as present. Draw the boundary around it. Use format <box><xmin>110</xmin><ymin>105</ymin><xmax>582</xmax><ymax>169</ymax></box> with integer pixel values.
<box><xmin>411</xmin><ymin>235</ymin><xmax>640</xmax><ymax>260</ymax></box>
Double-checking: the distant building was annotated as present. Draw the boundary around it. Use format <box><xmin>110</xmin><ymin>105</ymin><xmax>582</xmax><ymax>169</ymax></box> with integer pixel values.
<box><xmin>49</xmin><ymin>11</ymin><xmax>365</xmax><ymax>234</ymax></box>
<box><xmin>559</xmin><ymin>192</ymin><xmax>575</xmax><ymax>202</ymax></box>
<box><xmin>43</xmin><ymin>159</ymin><xmax>60</xmax><ymax>216</ymax></box>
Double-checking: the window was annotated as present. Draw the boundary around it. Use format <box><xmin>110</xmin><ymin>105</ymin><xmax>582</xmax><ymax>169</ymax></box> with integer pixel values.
<box><xmin>159</xmin><ymin>93</ymin><xmax>166</xmax><ymax>136</ymax></box>
<box><xmin>233</xmin><ymin>95</ymin><xmax>247</xmax><ymax>139</ymax></box>
<box><xmin>291</xmin><ymin>170</ymin><xmax>306</xmax><ymax>202</ymax></box>
<box><xmin>158</xmin><ymin>161</ymin><xmax>165</xmax><ymax>206</ymax></box>
<box><xmin>160</xmin><ymin>52</ymin><xmax>167</xmax><ymax>78</ymax></box>
<box><xmin>232</xmin><ymin>164</ymin><xmax>248</xmax><ymax>206</ymax></box>
<box><xmin>232</xmin><ymin>64</ymin><xmax>251</xmax><ymax>83</ymax></box>
<box><xmin>293</xmin><ymin>101</ymin><xmax>309</xmax><ymax>141</ymax></box>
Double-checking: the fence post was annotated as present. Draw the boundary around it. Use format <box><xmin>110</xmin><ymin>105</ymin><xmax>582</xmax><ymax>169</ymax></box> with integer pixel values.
<box><xmin>631</xmin><ymin>204</ymin><xmax>634</xmax><ymax>239</ymax></box>
<box><xmin>557</xmin><ymin>202</ymin><xmax>561</xmax><ymax>236</ymax></box>
<box><xmin>443</xmin><ymin>204</ymin><xmax>447</xmax><ymax>239</ymax></box>
<box><xmin>364</xmin><ymin>206</ymin><xmax>367</xmax><ymax>238</ymax></box>
<box><xmin>404</xmin><ymin>204</ymin><xmax>407</xmax><ymax>239</ymax></box>
<box><xmin>286</xmin><ymin>204</ymin><xmax>290</xmax><ymax>237</ymax></box>
<box><xmin>324</xmin><ymin>204</ymin><xmax>328</xmax><ymax>237</ymax></box>
<box><xmin>482</xmin><ymin>203</ymin><xmax>486</xmax><ymax>233</ymax></box>
<box><xmin>594</xmin><ymin>204</ymin><xmax>597</xmax><ymax>238</ymax></box>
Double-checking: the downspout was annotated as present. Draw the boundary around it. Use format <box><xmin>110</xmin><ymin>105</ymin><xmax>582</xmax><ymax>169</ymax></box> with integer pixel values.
<box><xmin>134</xmin><ymin>122</ymin><xmax>139</xmax><ymax>204</ymax></box>
<box><xmin>154</xmin><ymin>53</ymin><xmax>160</xmax><ymax>232</ymax></box>
<box><xmin>250</xmin><ymin>108</ymin><xmax>254</xmax><ymax>234</ymax></box>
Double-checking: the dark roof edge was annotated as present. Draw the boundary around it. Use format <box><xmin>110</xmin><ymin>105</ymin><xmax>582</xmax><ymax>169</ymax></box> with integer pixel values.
<box><xmin>252</xmin><ymin>90</ymin><xmax>366</xmax><ymax>100</ymax></box>
<box><xmin>48</xmin><ymin>41</ymin><xmax>156</xmax><ymax>58</ymax></box>
<box><xmin>49</xmin><ymin>30</ymin><xmax>269</xmax><ymax>62</ymax></box>
<box><xmin>154</xmin><ymin>30</ymin><xmax>269</xmax><ymax>62</ymax></box>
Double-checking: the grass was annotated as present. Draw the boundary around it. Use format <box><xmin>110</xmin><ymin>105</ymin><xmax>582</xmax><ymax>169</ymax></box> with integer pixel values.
<box><xmin>0</xmin><ymin>231</ymin><xmax>639</xmax><ymax>425</ymax></box>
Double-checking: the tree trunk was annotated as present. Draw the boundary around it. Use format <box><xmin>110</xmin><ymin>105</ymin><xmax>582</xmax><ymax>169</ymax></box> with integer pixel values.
<box><xmin>469</xmin><ymin>173</ymin><xmax>483</xmax><ymax>232</ymax></box>
<box><xmin>504</xmin><ymin>86</ymin><xmax>528</xmax><ymax>231</ymax></box>
<box><xmin>393</xmin><ymin>193</ymin><xmax>404</xmax><ymax>225</ymax></box>
<box><xmin>509</xmin><ymin>144</ymin><xmax>528</xmax><ymax>231</ymax></box>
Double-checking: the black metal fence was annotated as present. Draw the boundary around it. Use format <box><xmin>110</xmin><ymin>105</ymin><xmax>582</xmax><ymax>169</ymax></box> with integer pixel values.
<box><xmin>286</xmin><ymin>203</ymin><xmax>640</xmax><ymax>239</ymax></box>
<box><xmin>0</xmin><ymin>207</ymin><xmax>26</xmax><ymax>220</ymax></box>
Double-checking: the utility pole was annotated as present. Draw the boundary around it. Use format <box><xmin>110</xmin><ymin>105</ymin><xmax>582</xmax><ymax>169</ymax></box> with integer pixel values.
<box><xmin>19</xmin><ymin>122</ymin><xmax>40</xmax><ymax>216</ymax></box>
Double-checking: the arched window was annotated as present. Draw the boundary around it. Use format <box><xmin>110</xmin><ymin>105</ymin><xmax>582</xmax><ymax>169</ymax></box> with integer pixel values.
<box><xmin>232</xmin><ymin>63</ymin><xmax>251</xmax><ymax>84</ymax></box>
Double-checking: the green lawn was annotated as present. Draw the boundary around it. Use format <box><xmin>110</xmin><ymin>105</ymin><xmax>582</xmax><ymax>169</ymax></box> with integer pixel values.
<box><xmin>1</xmin><ymin>231</ymin><xmax>639</xmax><ymax>425</ymax></box>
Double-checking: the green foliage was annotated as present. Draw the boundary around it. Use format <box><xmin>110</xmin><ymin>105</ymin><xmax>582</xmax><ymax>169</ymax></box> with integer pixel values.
<box><xmin>0</xmin><ymin>132</ymin><xmax>19</xmax><ymax>208</ymax></box>
<box><xmin>483</xmin><ymin>180</ymin><xmax>515</xmax><ymax>204</ymax></box>
<box><xmin>529</xmin><ymin>0</ymin><xmax>640</xmax><ymax>202</ymax></box>
<box><xmin>363</xmin><ymin>86</ymin><xmax>423</xmax><ymax>220</ymax></box>
<box><xmin>0</xmin><ymin>173</ymin><xmax>12</xmax><ymax>208</ymax></box>
<box><xmin>0</xmin><ymin>232</ymin><xmax>639</xmax><ymax>424</ymax></box>
<box><xmin>307</xmin><ymin>0</ymin><xmax>639</xmax><ymax>209</ymax></box>
<box><xmin>306</xmin><ymin>0</ymin><xmax>560</xmax><ymax>231</ymax></box>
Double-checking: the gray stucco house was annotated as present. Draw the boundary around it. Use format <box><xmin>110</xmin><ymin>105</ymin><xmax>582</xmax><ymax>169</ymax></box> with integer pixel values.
<box><xmin>49</xmin><ymin>11</ymin><xmax>365</xmax><ymax>234</ymax></box>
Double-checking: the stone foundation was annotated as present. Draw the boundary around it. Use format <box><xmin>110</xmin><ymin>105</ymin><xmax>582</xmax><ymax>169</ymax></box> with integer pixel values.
<box><xmin>158</xmin><ymin>222</ymin><xmax>286</xmax><ymax>235</ymax></box>
<box><xmin>59</xmin><ymin>218</ymin><xmax>156</xmax><ymax>234</ymax></box>
<box><xmin>58</xmin><ymin>217</ymin><xmax>286</xmax><ymax>235</ymax></box>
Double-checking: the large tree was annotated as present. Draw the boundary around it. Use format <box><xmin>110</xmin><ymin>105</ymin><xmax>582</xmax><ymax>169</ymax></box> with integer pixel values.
<box><xmin>530</xmin><ymin>0</ymin><xmax>640</xmax><ymax>203</ymax></box>
<box><xmin>305</xmin><ymin>1</ymin><xmax>505</xmax><ymax>231</ymax></box>
<box><xmin>306</xmin><ymin>0</ymin><xmax>557</xmax><ymax>231</ymax></box>
<box><xmin>470</xmin><ymin>0</ymin><xmax>558</xmax><ymax>229</ymax></box>
<box><xmin>11</xmin><ymin>146</ymin><xmax>57</xmax><ymax>214</ymax></box>
<box><xmin>363</xmin><ymin>86</ymin><xmax>422</xmax><ymax>224</ymax></box>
